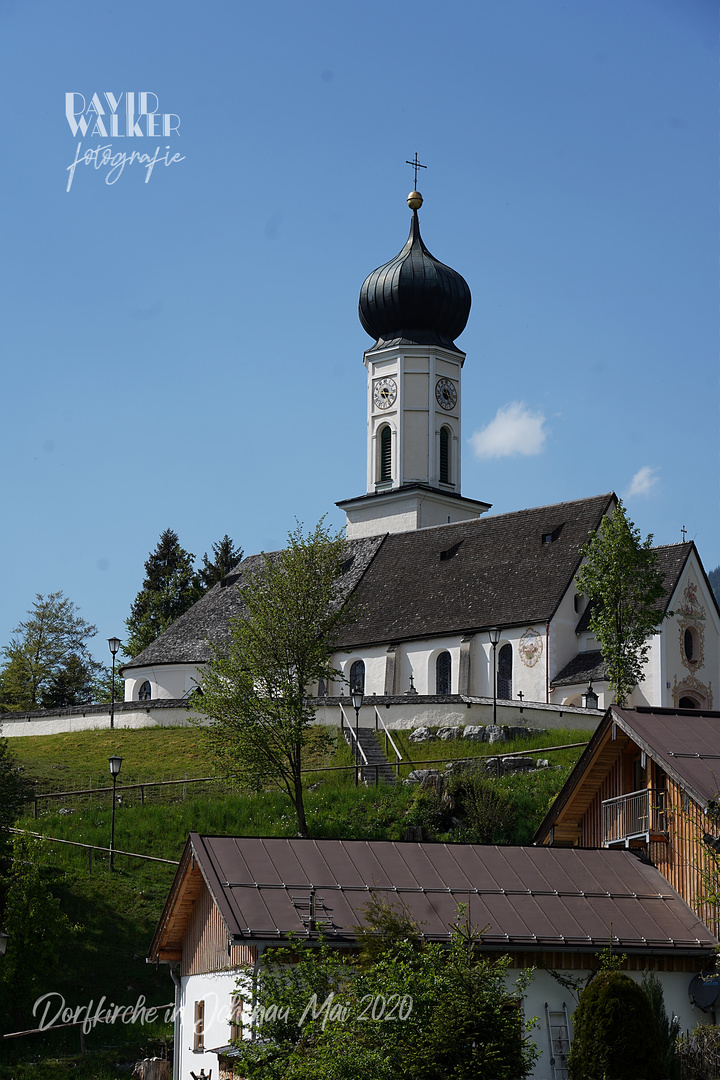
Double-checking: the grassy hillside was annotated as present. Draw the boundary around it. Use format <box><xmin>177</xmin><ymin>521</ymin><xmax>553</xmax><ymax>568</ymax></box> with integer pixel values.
<box><xmin>0</xmin><ymin>722</ymin><xmax>590</xmax><ymax>1072</ymax></box>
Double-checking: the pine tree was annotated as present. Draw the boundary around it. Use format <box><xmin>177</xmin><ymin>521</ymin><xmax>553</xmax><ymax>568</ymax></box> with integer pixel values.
<box><xmin>124</xmin><ymin>529</ymin><xmax>202</xmax><ymax>658</ymax></box>
<box><xmin>198</xmin><ymin>534</ymin><xmax>244</xmax><ymax>590</ymax></box>
<box><xmin>708</xmin><ymin>566</ymin><xmax>720</xmax><ymax>608</ymax></box>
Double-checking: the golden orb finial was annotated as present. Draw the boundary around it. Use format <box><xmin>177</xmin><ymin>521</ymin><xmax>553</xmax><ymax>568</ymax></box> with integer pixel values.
<box><xmin>407</xmin><ymin>190</ymin><xmax>423</xmax><ymax>210</ymax></box>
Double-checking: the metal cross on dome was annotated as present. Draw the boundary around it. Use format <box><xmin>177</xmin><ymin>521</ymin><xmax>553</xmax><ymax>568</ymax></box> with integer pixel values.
<box><xmin>406</xmin><ymin>152</ymin><xmax>427</xmax><ymax>188</ymax></box>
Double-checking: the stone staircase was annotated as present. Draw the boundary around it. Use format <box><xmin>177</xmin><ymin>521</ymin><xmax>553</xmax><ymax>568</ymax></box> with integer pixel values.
<box><xmin>343</xmin><ymin>726</ymin><xmax>397</xmax><ymax>785</ymax></box>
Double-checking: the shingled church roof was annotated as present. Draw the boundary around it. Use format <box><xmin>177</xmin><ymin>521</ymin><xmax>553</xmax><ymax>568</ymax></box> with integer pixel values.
<box><xmin>335</xmin><ymin>492</ymin><xmax>614</xmax><ymax>648</ymax></box>
<box><xmin>123</xmin><ymin>535</ymin><xmax>384</xmax><ymax>669</ymax></box>
<box><xmin>124</xmin><ymin>493</ymin><xmax>619</xmax><ymax>671</ymax></box>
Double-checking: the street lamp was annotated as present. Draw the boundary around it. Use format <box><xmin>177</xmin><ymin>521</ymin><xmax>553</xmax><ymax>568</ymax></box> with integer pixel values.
<box><xmin>0</xmin><ymin>930</ymin><xmax>8</xmax><ymax>957</ymax></box>
<box><xmin>108</xmin><ymin>755</ymin><xmax>123</xmax><ymax>870</ymax></box>
<box><xmin>108</xmin><ymin>638</ymin><xmax>122</xmax><ymax>730</ymax></box>
<box><xmin>488</xmin><ymin>627</ymin><xmax>501</xmax><ymax>727</ymax></box>
<box><xmin>582</xmin><ymin>680</ymin><xmax>599</xmax><ymax>710</ymax></box>
<box><xmin>351</xmin><ymin>686</ymin><xmax>363</xmax><ymax>787</ymax></box>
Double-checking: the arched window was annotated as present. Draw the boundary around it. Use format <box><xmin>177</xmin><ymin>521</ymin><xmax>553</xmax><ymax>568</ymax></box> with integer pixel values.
<box><xmin>440</xmin><ymin>427</ymin><xmax>451</xmax><ymax>484</ymax></box>
<box><xmin>138</xmin><ymin>680</ymin><xmax>152</xmax><ymax>701</ymax></box>
<box><xmin>436</xmin><ymin>651</ymin><xmax>452</xmax><ymax>695</ymax></box>
<box><xmin>349</xmin><ymin>659</ymin><xmax>365</xmax><ymax>693</ymax></box>
<box><xmin>497</xmin><ymin>644</ymin><xmax>512</xmax><ymax>699</ymax></box>
<box><xmin>379</xmin><ymin>426</ymin><xmax>392</xmax><ymax>482</ymax></box>
<box><xmin>679</xmin><ymin>696</ymin><xmax>697</xmax><ymax>709</ymax></box>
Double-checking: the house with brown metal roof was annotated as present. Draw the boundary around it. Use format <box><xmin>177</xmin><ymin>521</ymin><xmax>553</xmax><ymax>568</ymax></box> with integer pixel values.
<box><xmin>149</xmin><ymin>834</ymin><xmax>717</xmax><ymax>1080</ymax></box>
<box><xmin>535</xmin><ymin>706</ymin><xmax>720</xmax><ymax>937</ymax></box>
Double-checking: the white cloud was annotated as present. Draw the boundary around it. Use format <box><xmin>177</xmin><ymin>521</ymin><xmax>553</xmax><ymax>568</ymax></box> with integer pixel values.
<box><xmin>469</xmin><ymin>402</ymin><xmax>547</xmax><ymax>460</ymax></box>
<box><xmin>625</xmin><ymin>466</ymin><xmax>659</xmax><ymax>498</ymax></box>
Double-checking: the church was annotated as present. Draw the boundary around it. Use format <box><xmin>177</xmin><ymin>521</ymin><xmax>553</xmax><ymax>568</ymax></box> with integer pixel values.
<box><xmin>122</xmin><ymin>190</ymin><xmax>719</xmax><ymax>729</ymax></box>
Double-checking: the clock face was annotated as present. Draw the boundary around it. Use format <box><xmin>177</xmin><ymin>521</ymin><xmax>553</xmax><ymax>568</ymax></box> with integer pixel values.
<box><xmin>436</xmin><ymin>378</ymin><xmax>457</xmax><ymax>411</ymax></box>
<box><xmin>373</xmin><ymin>377</ymin><xmax>397</xmax><ymax>410</ymax></box>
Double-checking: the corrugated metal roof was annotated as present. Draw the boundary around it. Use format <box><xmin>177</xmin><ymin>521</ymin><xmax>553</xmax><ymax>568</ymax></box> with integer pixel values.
<box><xmin>149</xmin><ymin>834</ymin><xmax>717</xmax><ymax>957</ymax></box>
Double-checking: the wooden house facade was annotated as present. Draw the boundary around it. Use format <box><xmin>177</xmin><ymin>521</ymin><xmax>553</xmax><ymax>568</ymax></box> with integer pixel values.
<box><xmin>535</xmin><ymin>706</ymin><xmax>720</xmax><ymax>935</ymax></box>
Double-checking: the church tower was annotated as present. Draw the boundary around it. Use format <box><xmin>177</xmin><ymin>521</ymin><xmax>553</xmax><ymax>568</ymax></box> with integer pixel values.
<box><xmin>338</xmin><ymin>190</ymin><xmax>491</xmax><ymax>539</ymax></box>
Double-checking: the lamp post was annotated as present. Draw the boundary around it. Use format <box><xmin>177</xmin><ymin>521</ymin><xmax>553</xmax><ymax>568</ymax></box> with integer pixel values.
<box><xmin>108</xmin><ymin>755</ymin><xmax>123</xmax><ymax>870</ymax></box>
<box><xmin>582</xmin><ymin>680</ymin><xmax>599</xmax><ymax>710</ymax></box>
<box><xmin>488</xmin><ymin>627</ymin><xmax>501</xmax><ymax>727</ymax></box>
<box><xmin>108</xmin><ymin>638</ymin><xmax>122</xmax><ymax>729</ymax></box>
<box><xmin>0</xmin><ymin>930</ymin><xmax>8</xmax><ymax>957</ymax></box>
<box><xmin>351</xmin><ymin>686</ymin><xmax>363</xmax><ymax>787</ymax></box>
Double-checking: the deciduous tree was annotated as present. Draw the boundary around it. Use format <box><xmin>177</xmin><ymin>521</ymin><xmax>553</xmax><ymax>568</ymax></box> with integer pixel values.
<box><xmin>124</xmin><ymin>528</ymin><xmax>202</xmax><ymax>658</ymax></box>
<box><xmin>0</xmin><ymin>837</ymin><xmax>80</xmax><ymax>1031</ymax></box>
<box><xmin>0</xmin><ymin>738</ymin><xmax>33</xmax><ymax>853</ymax></box>
<box><xmin>196</xmin><ymin>521</ymin><xmax>348</xmax><ymax>838</ymax></box>
<box><xmin>230</xmin><ymin>902</ymin><xmax>537</xmax><ymax>1080</ymax></box>
<box><xmin>575</xmin><ymin>500</ymin><xmax>668</xmax><ymax>705</ymax></box>
<box><xmin>0</xmin><ymin>592</ymin><xmax>101</xmax><ymax>711</ymax></box>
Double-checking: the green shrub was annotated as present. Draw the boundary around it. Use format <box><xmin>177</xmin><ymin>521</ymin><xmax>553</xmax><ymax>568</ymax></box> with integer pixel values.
<box><xmin>568</xmin><ymin>970</ymin><xmax>664</xmax><ymax>1079</ymax></box>
<box><xmin>450</xmin><ymin>773</ymin><xmax>518</xmax><ymax>843</ymax></box>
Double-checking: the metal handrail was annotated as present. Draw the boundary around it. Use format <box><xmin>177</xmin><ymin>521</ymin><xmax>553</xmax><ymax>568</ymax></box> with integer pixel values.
<box><xmin>339</xmin><ymin>705</ymin><xmax>369</xmax><ymax>765</ymax></box>
<box><xmin>602</xmin><ymin>788</ymin><xmax>666</xmax><ymax>847</ymax></box>
<box><xmin>375</xmin><ymin>706</ymin><xmax>403</xmax><ymax>777</ymax></box>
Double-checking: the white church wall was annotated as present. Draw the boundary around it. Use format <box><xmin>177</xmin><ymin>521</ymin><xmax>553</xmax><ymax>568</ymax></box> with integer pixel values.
<box><xmin>0</xmin><ymin>705</ymin><xmax>202</xmax><ymax>737</ymax></box>
<box><xmin>663</xmin><ymin>555</ymin><xmax>719</xmax><ymax>710</ymax></box>
<box><xmin>124</xmin><ymin>664</ymin><xmax>201</xmax><ymax>702</ymax></box>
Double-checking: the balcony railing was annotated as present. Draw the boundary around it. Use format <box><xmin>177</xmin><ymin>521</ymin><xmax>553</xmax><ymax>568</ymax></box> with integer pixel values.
<box><xmin>602</xmin><ymin>788</ymin><xmax>666</xmax><ymax>847</ymax></box>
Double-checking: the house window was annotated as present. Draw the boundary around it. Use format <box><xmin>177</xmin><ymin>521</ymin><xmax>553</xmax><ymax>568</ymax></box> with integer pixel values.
<box><xmin>350</xmin><ymin>659</ymin><xmax>365</xmax><ymax>694</ymax></box>
<box><xmin>138</xmin><ymin>680</ymin><xmax>151</xmax><ymax>701</ymax></box>
<box><xmin>436</xmin><ymin>651</ymin><xmax>452</xmax><ymax>695</ymax></box>
<box><xmin>229</xmin><ymin>995</ymin><xmax>243</xmax><ymax>1042</ymax></box>
<box><xmin>679</xmin><ymin>696</ymin><xmax>697</xmax><ymax>709</ymax></box>
<box><xmin>497</xmin><ymin>644</ymin><xmax>512</xmax><ymax>699</ymax></box>
<box><xmin>379</xmin><ymin>425</ymin><xmax>392</xmax><ymax>482</ymax></box>
<box><xmin>193</xmin><ymin>1000</ymin><xmax>205</xmax><ymax>1051</ymax></box>
<box><xmin>440</xmin><ymin>426</ymin><xmax>451</xmax><ymax>483</ymax></box>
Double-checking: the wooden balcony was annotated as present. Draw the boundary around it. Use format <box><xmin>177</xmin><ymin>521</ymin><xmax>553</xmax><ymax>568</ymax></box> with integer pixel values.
<box><xmin>602</xmin><ymin>788</ymin><xmax>666</xmax><ymax>847</ymax></box>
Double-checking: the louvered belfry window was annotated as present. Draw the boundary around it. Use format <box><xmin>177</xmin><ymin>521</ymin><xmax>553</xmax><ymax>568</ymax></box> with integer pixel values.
<box><xmin>380</xmin><ymin>425</ymin><xmax>392</xmax><ymax>481</ymax></box>
<box><xmin>440</xmin><ymin>427</ymin><xmax>450</xmax><ymax>483</ymax></box>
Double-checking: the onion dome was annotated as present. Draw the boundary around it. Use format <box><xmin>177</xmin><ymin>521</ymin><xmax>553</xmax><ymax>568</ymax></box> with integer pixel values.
<box><xmin>359</xmin><ymin>192</ymin><xmax>471</xmax><ymax>352</ymax></box>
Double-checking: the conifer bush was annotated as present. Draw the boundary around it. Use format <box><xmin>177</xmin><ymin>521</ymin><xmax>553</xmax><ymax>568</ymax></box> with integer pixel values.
<box><xmin>567</xmin><ymin>970</ymin><xmax>664</xmax><ymax>1079</ymax></box>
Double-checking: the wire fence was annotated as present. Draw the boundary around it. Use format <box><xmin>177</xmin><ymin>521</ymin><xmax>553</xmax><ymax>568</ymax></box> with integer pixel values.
<box><xmin>30</xmin><ymin>775</ymin><xmax>236</xmax><ymax>817</ymax></box>
<box><xmin>29</xmin><ymin>738</ymin><xmax>589</xmax><ymax>816</ymax></box>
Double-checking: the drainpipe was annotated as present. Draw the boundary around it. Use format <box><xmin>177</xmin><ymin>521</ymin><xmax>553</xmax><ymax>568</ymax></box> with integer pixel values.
<box><xmin>250</xmin><ymin>945</ymin><xmax>265</xmax><ymax>1040</ymax></box>
<box><xmin>170</xmin><ymin>966</ymin><xmax>181</xmax><ymax>1080</ymax></box>
<box><xmin>545</xmin><ymin>622</ymin><xmax>550</xmax><ymax>703</ymax></box>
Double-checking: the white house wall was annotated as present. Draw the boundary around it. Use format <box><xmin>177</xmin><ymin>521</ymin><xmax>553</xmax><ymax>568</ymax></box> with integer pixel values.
<box><xmin>179</xmin><ymin>970</ymin><xmax>248</xmax><ymax>1080</ymax></box>
<box><xmin>176</xmin><ymin>960</ymin><xmax>710</xmax><ymax>1080</ymax></box>
<box><xmin>520</xmin><ymin>965</ymin><xmax>712</xmax><ymax>1080</ymax></box>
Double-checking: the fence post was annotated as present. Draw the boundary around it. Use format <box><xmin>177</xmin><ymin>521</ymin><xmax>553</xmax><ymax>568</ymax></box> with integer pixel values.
<box><xmin>141</xmin><ymin>785</ymin><xmax>145</xmax><ymax>806</ymax></box>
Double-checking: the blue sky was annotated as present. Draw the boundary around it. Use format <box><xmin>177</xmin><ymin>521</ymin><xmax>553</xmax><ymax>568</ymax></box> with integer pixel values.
<box><xmin>0</xmin><ymin>0</ymin><xmax>717</xmax><ymax>666</ymax></box>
